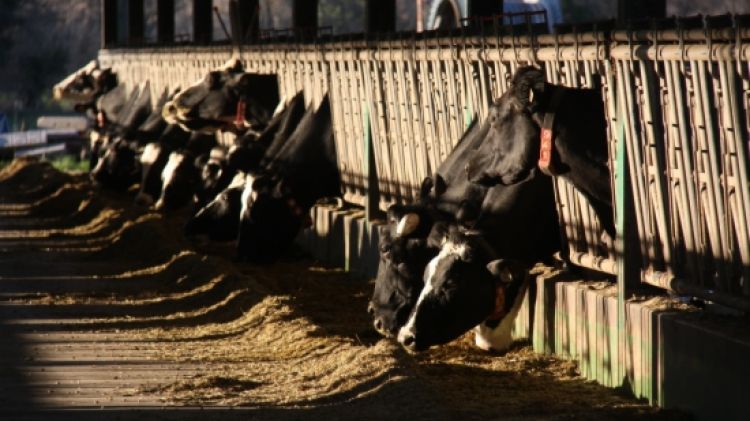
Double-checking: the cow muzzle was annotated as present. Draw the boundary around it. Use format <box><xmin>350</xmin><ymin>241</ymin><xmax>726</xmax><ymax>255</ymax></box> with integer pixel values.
<box><xmin>397</xmin><ymin>326</ymin><xmax>422</xmax><ymax>352</ymax></box>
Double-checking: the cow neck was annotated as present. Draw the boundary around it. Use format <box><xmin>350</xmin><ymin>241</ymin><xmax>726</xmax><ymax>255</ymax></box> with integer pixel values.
<box><xmin>537</xmin><ymin>87</ymin><xmax>567</xmax><ymax>177</ymax></box>
<box><xmin>459</xmin><ymin>231</ymin><xmax>506</xmax><ymax>324</ymax></box>
<box><xmin>485</xmin><ymin>286</ymin><xmax>507</xmax><ymax>323</ymax></box>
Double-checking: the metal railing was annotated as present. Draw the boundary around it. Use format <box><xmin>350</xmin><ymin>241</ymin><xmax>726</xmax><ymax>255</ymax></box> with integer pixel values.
<box><xmin>98</xmin><ymin>15</ymin><xmax>750</xmax><ymax>309</ymax></box>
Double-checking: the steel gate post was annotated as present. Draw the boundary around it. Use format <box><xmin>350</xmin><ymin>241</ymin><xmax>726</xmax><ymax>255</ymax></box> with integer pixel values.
<box><xmin>615</xmin><ymin>72</ymin><xmax>637</xmax><ymax>391</ymax></box>
<box><xmin>363</xmin><ymin>104</ymin><xmax>380</xmax><ymax>221</ymax></box>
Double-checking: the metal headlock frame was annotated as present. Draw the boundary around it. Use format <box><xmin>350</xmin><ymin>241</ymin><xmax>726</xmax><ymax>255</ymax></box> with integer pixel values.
<box><xmin>99</xmin><ymin>14</ymin><xmax>750</xmax><ymax>311</ymax></box>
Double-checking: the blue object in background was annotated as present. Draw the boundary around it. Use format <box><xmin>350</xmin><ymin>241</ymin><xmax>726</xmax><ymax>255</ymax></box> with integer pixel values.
<box><xmin>426</xmin><ymin>0</ymin><xmax>563</xmax><ymax>33</ymax></box>
<box><xmin>0</xmin><ymin>113</ymin><xmax>9</xmax><ymax>133</ymax></box>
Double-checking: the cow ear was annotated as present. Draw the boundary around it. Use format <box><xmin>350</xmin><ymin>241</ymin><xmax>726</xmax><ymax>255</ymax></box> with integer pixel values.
<box><xmin>419</xmin><ymin>176</ymin><xmax>433</xmax><ymax>201</ymax></box>
<box><xmin>511</xmin><ymin>66</ymin><xmax>545</xmax><ymax>108</ymax></box>
<box><xmin>273</xmin><ymin>178</ymin><xmax>291</xmax><ymax>197</ymax></box>
<box><xmin>486</xmin><ymin>259</ymin><xmax>528</xmax><ymax>285</ymax></box>
<box><xmin>433</xmin><ymin>174</ymin><xmax>447</xmax><ymax>197</ymax></box>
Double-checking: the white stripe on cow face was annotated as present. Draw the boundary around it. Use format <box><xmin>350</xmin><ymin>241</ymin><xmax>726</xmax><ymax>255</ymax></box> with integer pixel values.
<box><xmin>140</xmin><ymin>143</ymin><xmax>161</xmax><ymax>165</ymax></box>
<box><xmin>397</xmin><ymin>240</ymin><xmax>466</xmax><ymax>345</ymax></box>
<box><xmin>161</xmin><ymin>152</ymin><xmax>185</xmax><ymax>186</ymax></box>
<box><xmin>240</xmin><ymin>173</ymin><xmax>257</xmax><ymax>219</ymax></box>
<box><xmin>89</xmin><ymin>131</ymin><xmax>102</xmax><ymax>149</ymax></box>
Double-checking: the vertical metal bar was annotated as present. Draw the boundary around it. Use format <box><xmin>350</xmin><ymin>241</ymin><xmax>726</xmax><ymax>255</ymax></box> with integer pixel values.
<box><xmin>417</xmin><ymin>49</ymin><xmax>441</xmax><ymax>173</ymax></box>
<box><xmin>620</xmin><ymin>59</ymin><xmax>651</xmax><ymax>271</ymax></box>
<box><xmin>662</xmin><ymin>60</ymin><xmax>699</xmax><ymax>280</ymax></box>
<box><xmin>329</xmin><ymin>54</ymin><xmax>352</xmax><ymax>201</ymax></box>
<box><xmin>367</xmin><ymin>56</ymin><xmax>397</xmax><ymax>206</ymax></box>
<box><xmin>717</xmin><ymin>59</ymin><xmax>750</xmax><ymax>294</ymax></box>
<box><xmin>382</xmin><ymin>53</ymin><xmax>409</xmax><ymax>202</ymax></box>
<box><xmin>636</xmin><ymin>59</ymin><xmax>673</xmax><ymax>271</ymax></box>
<box><xmin>350</xmin><ymin>57</ymin><xmax>367</xmax><ymax>203</ymax></box>
<box><xmin>431</xmin><ymin>44</ymin><xmax>452</xmax><ymax>171</ymax></box>
<box><xmin>394</xmin><ymin>55</ymin><xmax>421</xmax><ymax>198</ymax></box>
<box><xmin>615</xmin><ymin>77</ymin><xmax>634</xmax><ymax>390</ymax></box>
<box><xmin>692</xmin><ymin>60</ymin><xmax>731</xmax><ymax>292</ymax></box>
<box><xmin>444</xmin><ymin>56</ymin><xmax>462</xmax><ymax>145</ymax></box>
<box><xmin>403</xmin><ymin>44</ymin><xmax>432</xmax><ymax>184</ymax></box>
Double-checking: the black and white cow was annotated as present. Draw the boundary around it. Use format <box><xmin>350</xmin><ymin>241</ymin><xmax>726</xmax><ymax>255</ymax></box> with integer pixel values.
<box><xmin>368</xmin><ymin>224</ymin><xmax>438</xmax><ymax>337</ymax></box>
<box><xmin>368</xmin><ymin>118</ymin><xmax>494</xmax><ymax>337</ymax></box>
<box><xmin>90</xmin><ymin>84</ymin><xmax>155</xmax><ymax>190</ymax></box>
<box><xmin>393</xmin><ymin>170</ymin><xmax>560</xmax><ymax>353</ymax></box>
<box><xmin>398</xmin><ymin>74</ymin><xmax>560</xmax><ymax>351</ymax></box>
<box><xmin>465</xmin><ymin>66</ymin><xmax>613</xmax><ymax>237</ymax></box>
<box><xmin>53</xmin><ymin>60</ymin><xmax>118</xmax><ymax>113</ymax></box>
<box><xmin>236</xmin><ymin>95</ymin><xmax>341</xmax><ymax>262</ymax></box>
<box><xmin>135</xmin><ymin>123</ymin><xmax>192</xmax><ymax>206</ymax></box>
<box><xmin>397</xmin><ymin>227</ymin><xmax>533</xmax><ymax>353</ymax></box>
<box><xmin>154</xmin><ymin>131</ymin><xmax>217</xmax><ymax>211</ymax></box>
<box><xmin>162</xmin><ymin>58</ymin><xmax>280</xmax><ymax>135</ymax></box>
<box><xmin>184</xmin><ymin>92</ymin><xmax>307</xmax><ymax>240</ymax></box>
<box><xmin>185</xmin><ymin>172</ymin><xmax>250</xmax><ymax>241</ymax></box>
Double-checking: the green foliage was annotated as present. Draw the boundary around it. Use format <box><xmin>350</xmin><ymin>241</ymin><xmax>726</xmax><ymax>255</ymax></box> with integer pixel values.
<box><xmin>318</xmin><ymin>0</ymin><xmax>365</xmax><ymax>34</ymax></box>
<box><xmin>47</xmin><ymin>155</ymin><xmax>89</xmax><ymax>174</ymax></box>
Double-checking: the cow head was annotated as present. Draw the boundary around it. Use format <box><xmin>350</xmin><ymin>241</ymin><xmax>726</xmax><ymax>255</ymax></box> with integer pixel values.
<box><xmin>396</xmin><ymin>228</ymin><xmax>529</xmax><ymax>353</ymax></box>
<box><xmin>368</xmin><ymin>216</ymin><xmax>437</xmax><ymax>337</ymax></box>
<box><xmin>135</xmin><ymin>142</ymin><xmax>168</xmax><ymax>206</ymax></box>
<box><xmin>162</xmin><ymin>58</ymin><xmax>279</xmax><ymax>134</ymax></box>
<box><xmin>53</xmin><ymin>60</ymin><xmax>118</xmax><ymax>111</ymax></box>
<box><xmin>195</xmin><ymin>147</ymin><xmax>235</xmax><ymax>208</ymax></box>
<box><xmin>155</xmin><ymin>151</ymin><xmax>201</xmax><ymax>211</ymax></box>
<box><xmin>465</xmin><ymin>67</ymin><xmax>545</xmax><ymax>187</ymax></box>
<box><xmin>465</xmin><ymin>66</ymin><xmax>615</xmax><ymax>237</ymax></box>
<box><xmin>90</xmin><ymin>138</ymin><xmax>140</xmax><ymax>191</ymax></box>
<box><xmin>185</xmin><ymin>172</ymin><xmax>247</xmax><ymax>241</ymax></box>
<box><xmin>236</xmin><ymin>175</ymin><xmax>310</xmax><ymax>262</ymax></box>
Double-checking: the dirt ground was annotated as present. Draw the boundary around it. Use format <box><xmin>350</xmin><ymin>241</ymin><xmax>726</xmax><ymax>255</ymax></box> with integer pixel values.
<box><xmin>0</xmin><ymin>158</ymin><xmax>690</xmax><ymax>420</ymax></box>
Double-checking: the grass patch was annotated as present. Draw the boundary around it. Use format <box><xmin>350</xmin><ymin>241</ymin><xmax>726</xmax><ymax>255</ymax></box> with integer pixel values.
<box><xmin>0</xmin><ymin>155</ymin><xmax>89</xmax><ymax>174</ymax></box>
<box><xmin>47</xmin><ymin>155</ymin><xmax>89</xmax><ymax>173</ymax></box>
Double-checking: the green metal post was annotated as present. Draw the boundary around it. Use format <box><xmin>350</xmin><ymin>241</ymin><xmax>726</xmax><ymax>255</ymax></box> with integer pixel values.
<box><xmin>363</xmin><ymin>104</ymin><xmax>379</xmax><ymax>222</ymax></box>
<box><xmin>615</xmin><ymin>95</ymin><xmax>632</xmax><ymax>391</ymax></box>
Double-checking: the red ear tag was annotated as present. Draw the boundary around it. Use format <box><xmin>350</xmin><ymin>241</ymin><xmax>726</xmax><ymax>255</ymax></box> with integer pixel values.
<box><xmin>235</xmin><ymin>99</ymin><xmax>247</xmax><ymax>127</ymax></box>
<box><xmin>486</xmin><ymin>286</ymin><xmax>506</xmax><ymax>321</ymax></box>
<box><xmin>538</xmin><ymin>128</ymin><xmax>553</xmax><ymax>169</ymax></box>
